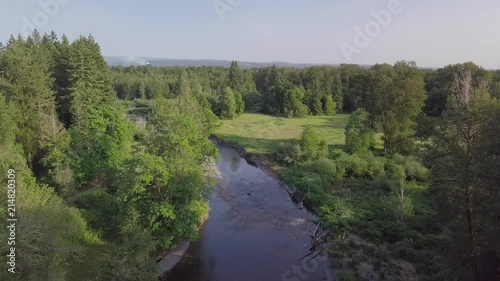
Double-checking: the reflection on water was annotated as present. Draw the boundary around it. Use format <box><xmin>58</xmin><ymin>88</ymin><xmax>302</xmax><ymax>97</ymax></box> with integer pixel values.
<box><xmin>162</xmin><ymin>145</ymin><xmax>332</xmax><ymax>281</ymax></box>
<box><xmin>228</xmin><ymin>155</ymin><xmax>241</xmax><ymax>173</ymax></box>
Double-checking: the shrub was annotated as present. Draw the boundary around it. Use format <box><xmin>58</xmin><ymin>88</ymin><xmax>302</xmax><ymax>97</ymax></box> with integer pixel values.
<box><xmin>274</xmin><ymin>142</ymin><xmax>303</xmax><ymax>166</ymax></box>
<box><xmin>389</xmin><ymin>154</ymin><xmax>428</xmax><ymax>181</ymax></box>
<box><xmin>391</xmin><ymin>238</ymin><xmax>416</xmax><ymax>259</ymax></box>
<box><xmin>310</xmin><ymin>158</ymin><xmax>342</xmax><ymax>181</ymax></box>
<box><xmin>334</xmin><ymin>153</ymin><xmax>388</xmax><ymax>180</ymax></box>
<box><xmin>74</xmin><ymin>189</ymin><xmax>121</xmax><ymax>235</ymax></box>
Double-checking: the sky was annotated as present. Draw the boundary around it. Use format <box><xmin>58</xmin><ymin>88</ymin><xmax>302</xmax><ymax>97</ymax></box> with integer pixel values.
<box><xmin>0</xmin><ymin>0</ymin><xmax>499</xmax><ymax>69</ymax></box>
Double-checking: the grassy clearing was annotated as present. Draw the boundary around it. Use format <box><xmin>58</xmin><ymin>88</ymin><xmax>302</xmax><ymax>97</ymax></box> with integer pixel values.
<box><xmin>214</xmin><ymin>113</ymin><xmax>351</xmax><ymax>155</ymax></box>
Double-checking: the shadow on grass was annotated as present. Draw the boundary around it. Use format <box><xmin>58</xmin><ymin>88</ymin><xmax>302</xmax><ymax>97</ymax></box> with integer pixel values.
<box><xmin>215</xmin><ymin>134</ymin><xmax>349</xmax><ymax>157</ymax></box>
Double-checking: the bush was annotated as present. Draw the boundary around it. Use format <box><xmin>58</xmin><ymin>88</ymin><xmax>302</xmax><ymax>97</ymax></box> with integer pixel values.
<box><xmin>310</xmin><ymin>158</ymin><xmax>342</xmax><ymax>181</ymax></box>
<box><xmin>380</xmin><ymin>220</ymin><xmax>407</xmax><ymax>243</ymax></box>
<box><xmin>390</xmin><ymin>154</ymin><xmax>428</xmax><ymax>181</ymax></box>
<box><xmin>321</xmin><ymin>197</ymin><xmax>354</xmax><ymax>235</ymax></box>
<box><xmin>274</xmin><ymin>142</ymin><xmax>303</xmax><ymax>166</ymax></box>
<box><xmin>74</xmin><ymin>189</ymin><xmax>121</xmax><ymax>235</ymax></box>
<box><xmin>391</xmin><ymin>238</ymin><xmax>416</xmax><ymax>259</ymax></box>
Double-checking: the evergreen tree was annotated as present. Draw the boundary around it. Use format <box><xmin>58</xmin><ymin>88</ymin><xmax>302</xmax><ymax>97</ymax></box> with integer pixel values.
<box><xmin>67</xmin><ymin>35</ymin><xmax>133</xmax><ymax>186</ymax></box>
<box><xmin>228</xmin><ymin>61</ymin><xmax>244</xmax><ymax>94</ymax></box>
<box><xmin>218</xmin><ymin>87</ymin><xmax>237</xmax><ymax>119</ymax></box>
<box><xmin>430</xmin><ymin>71</ymin><xmax>500</xmax><ymax>280</ymax></box>
<box><xmin>234</xmin><ymin>90</ymin><xmax>245</xmax><ymax>115</ymax></box>
<box><xmin>0</xmin><ymin>35</ymin><xmax>63</xmax><ymax>170</ymax></box>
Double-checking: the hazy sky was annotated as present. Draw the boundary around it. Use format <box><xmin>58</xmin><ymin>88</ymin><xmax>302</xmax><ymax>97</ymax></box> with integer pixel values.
<box><xmin>1</xmin><ymin>0</ymin><xmax>499</xmax><ymax>69</ymax></box>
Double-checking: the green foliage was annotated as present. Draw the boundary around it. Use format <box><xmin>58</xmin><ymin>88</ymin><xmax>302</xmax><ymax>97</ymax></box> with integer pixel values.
<box><xmin>242</xmin><ymin>91</ymin><xmax>262</xmax><ymax>111</ymax></box>
<box><xmin>283</xmin><ymin>86</ymin><xmax>309</xmax><ymax>118</ymax></box>
<box><xmin>228</xmin><ymin>61</ymin><xmax>245</xmax><ymax>94</ymax></box>
<box><xmin>234</xmin><ymin>90</ymin><xmax>245</xmax><ymax>115</ymax></box>
<box><xmin>0</xmin><ymin>31</ymin><xmax>226</xmax><ymax>281</ymax></box>
<box><xmin>353</xmin><ymin>61</ymin><xmax>426</xmax><ymax>154</ymax></box>
<box><xmin>429</xmin><ymin>71</ymin><xmax>500</xmax><ymax>278</ymax></box>
<box><xmin>274</xmin><ymin>142</ymin><xmax>303</xmax><ymax>166</ymax></box>
<box><xmin>345</xmin><ymin>108</ymin><xmax>375</xmax><ymax>154</ymax></box>
<box><xmin>335</xmin><ymin>152</ymin><xmax>386</xmax><ymax>180</ymax></box>
<box><xmin>116</xmin><ymin>99</ymin><xmax>217</xmax><ymax>249</ymax></box>
<box><xmin>218</xmin><ymin>87</ymin><xmax>237</xmax><ymax>119</ymax></box>
<box><xmin>321</xmin><ymin>197</ymin><xmax>355</xmax><ymax>236</ymax></box>
<box><xmin>41</xmin><ymin>132</ymin><xmax>75</xmax><ymax>197</ymax></box>
<box><xmin>0</xmin><ymin>36</ymin><xmax>64</xmax><ymax>168</ymax></box>
<box><xmin>0</xmin><ymin>184</ymin><xmax>99</xmax><ymax>280</ymax></box>
<box><xmin>74</xmin><ymin>189</ymin><xmax>121</xmax><ymax>235</ymax></box>
<box><xmin>96</xmin><ymin>208</ymin><xmax>158</xmax><ymax>281</ymax></box>
<box><xmin>69</xmin><ymin>103</ymin><xmax>133</xmax><ymax>186</ymax></box>
<box><xmin>300</xmin><ymin>125</ymin><xmax>327</xmax><ymax>160</ymax></box>
<box><xmin>0</xmin><ymin>93</ymin><xmax>18</xmax><ymax>143</ymax></box>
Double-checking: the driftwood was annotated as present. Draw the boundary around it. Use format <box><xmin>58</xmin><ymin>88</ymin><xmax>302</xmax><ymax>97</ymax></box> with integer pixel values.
<box><xmin>305</xmin><ymin>251</ymin><xmax>322</xmax><ymax>263</ymax></box>
<box><xmin>313</xmin><ymin>222</ymin><xmax>321</xmax><ymax>237</ymax></box>
<box><xmin>299</xmin><ymin>248</ymin><xmax>319</xmax><ymax>260</ymax></box>
<box><xmin>280</xmin><ymin>181</ymin><xmax>294</xmax><ymax>196</ymax></box>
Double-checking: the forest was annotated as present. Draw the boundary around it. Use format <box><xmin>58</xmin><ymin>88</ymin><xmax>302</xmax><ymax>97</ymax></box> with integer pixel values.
<box><xmin>0</xmin><ymin>31</ymin><xmax>499</xmax><ymax>281</ymax></box>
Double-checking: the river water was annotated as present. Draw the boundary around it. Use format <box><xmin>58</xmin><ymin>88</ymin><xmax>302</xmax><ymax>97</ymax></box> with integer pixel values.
<box><xmin>161</xmin><ymin>145</ymin><xmax>332</xmax><ymax>281</ymax></box>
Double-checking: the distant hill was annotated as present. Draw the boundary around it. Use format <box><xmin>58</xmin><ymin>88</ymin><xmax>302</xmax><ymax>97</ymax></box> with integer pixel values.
<box><xmin>105</xmin><ymin>56</ymin><xmax>347</xmax><ymax>69</ymax></box>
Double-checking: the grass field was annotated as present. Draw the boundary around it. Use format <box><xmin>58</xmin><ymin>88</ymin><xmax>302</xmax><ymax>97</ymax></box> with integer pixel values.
<box><xmin>214</xmin><ymin>113</ymin><xmax>351</xmax><ymax>155</ymax></box>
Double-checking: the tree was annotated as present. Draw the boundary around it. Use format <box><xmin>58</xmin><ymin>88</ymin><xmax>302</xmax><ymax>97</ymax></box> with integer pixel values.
<box><xmin>116</xmin><ymin>99</ymin><xmax>217</xmax><ymax>249</ymax></box>
<box><xmin>344</xmin><ymin>108</ymin><xmax>375</xmax><ymax>154</ymax></box>
<box><xmin>218</xmin><ymin>87</ymin><xmax>237</xmax><ymax>119</ymax></box>
<box><xmin>0</xmin><ymin>35</ymin><xmax>64</xmax><ymax>170</ymax></box>
<box><xmin>387</xmin><ymin>160</ymin><xmax>412</xmax><ymax>223</ymax></box>
<box><xmin>228</xmin><ymin>61</ymin><xmax>244</xmax><ymax>94</ymax></box>
<box><xmin>283</xmin><ymin>86</ymin><xmax>309</xmax><ymax>118</ymax></box>
<box><xmin>424</xmin><ymin>62</ymin><xmax>492</xmax><ymax>116</ymax></box>
<box><xmin>52</xmin><ymin>34</ymin><xmax>73</xmax><ymax>127</ymax></box>
<box><xmin>365</xmin><ymin>62</ymin><xmax>426</xmax><ymax>154</ymax></box>
<box><xmin>67</xmin><ymin>35</ymin><xmax>133</xmax><ymax>187</ymax></box>
<box><xmin>340</xmin><ymin>64</ymin><xmax>365</xmax><ymax>112</ymax></box>
<box><xmin>322</xmin><ymin>94</ymin><xmax>336</xmax><ymax>115</ymax></box>
<box><xmin>234</xmin><ymin>90</ymin><xmax>245</xmax><ymax>115</ymax></box>
<box><xmin>300</xmin><ymin>125</ymin><xmax>326</xmax><ymax>160</ymax></box>
<box><xmin>430</xmin><ymin>70</ymin><xmax>499</xmax><ymax>280</ymax></box>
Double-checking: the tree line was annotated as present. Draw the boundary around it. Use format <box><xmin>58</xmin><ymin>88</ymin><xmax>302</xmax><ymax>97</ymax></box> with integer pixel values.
<box><xmin>111</xmin><ymin>60</ymin><xmax>500</xmax><ymax>119</ymax></box>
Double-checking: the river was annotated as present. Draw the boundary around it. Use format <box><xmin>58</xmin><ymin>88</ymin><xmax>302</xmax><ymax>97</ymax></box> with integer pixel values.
<box><xmin>160</xmin><ymin>144</ymin><xmax>332</xmax><ymax>281</ymax></box>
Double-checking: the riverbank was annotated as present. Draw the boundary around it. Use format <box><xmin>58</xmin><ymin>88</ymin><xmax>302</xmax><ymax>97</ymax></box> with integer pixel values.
<box><xmin>156</xmin><ymin>158</ymin><xmax>217</xmax><ymax>276</ymax></box>
<box><xmin>157</xmin><ymin>241</ymin><xmax>191</xmax><ymax>274</ymax></box>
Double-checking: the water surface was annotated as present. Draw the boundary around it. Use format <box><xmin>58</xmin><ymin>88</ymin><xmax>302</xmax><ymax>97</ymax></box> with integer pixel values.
<box><xmin>162</xmin><ymin>145</ymin><xmax>331</xmax><ymax>281</ymax></box>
